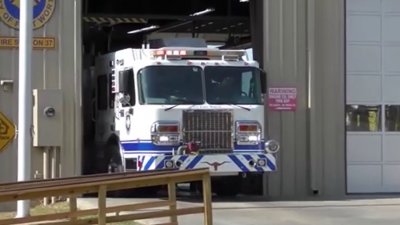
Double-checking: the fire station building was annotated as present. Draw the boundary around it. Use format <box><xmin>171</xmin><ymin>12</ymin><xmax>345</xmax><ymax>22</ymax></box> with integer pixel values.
<box><xmin>0</xmin><ymin>0</ymin><xmax>398</xmax><ymax>202</ymax></box>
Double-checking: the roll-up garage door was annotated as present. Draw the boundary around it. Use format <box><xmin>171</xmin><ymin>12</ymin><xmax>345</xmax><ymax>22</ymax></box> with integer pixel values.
<box><xmin>347</xmin><ymin>0</ymin><xmax>400</xmax><ymax>193</ymax></box>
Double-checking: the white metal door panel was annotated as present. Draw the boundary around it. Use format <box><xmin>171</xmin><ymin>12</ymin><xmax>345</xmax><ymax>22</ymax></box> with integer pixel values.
<box><xmin>383</xmin><ymin>165</ymin><xmax>400</xmax><ymax>191</ymax></box>
<box><xmin>347</xmin><ymin>165</ymin><xmax>382</xmax><ymax>193</ymax></box>
<box><xmin>347</xmin><ymin>134</ymin><xmax>382</xmax><ymax>162</ymax></box>
<box><xmin>347</xmin><ymin>15</ymin><xmax>380</xmax><ymax>42</ymax></box>
<box><xmin>383</xmin><ymin>0</ymin><xmax>400</xmax><ymax>11</ymax></box>
<box><xmin>346</xmin><ymin>75</ymin><xmax>382</xmax><ymax>102</ymax></box>
<box><xmin>383</xmin><ymin>76</ymin><xmax>400</xmax><ymax>102</ymax></box>
<box><xmin>347</xmin><ymin>0</ymin><xmax>380</xmax><ymax>12</ymax></box>
<box><xmin>383</xmin><ymin>135</ymin><xmax>400</xmax><ymax>162</ymax></box>
<box><xmin>383</xmin><ymin>47</ymin><xmax>400</xmax><ymax>72</ymax></box>
<box><xmin>383</xmin><ymin>168</ymin><xmax>400</xmax><ymax>188</ymax></box>
<box><xmin>383</xmin><ymin>17</ymin><xmax>400</xmax><ymax>42</ymax></box>
<box><xmin>346</xmin><ymin>45</ymin><xmax>381</xmax><ymax>73</ymax></box>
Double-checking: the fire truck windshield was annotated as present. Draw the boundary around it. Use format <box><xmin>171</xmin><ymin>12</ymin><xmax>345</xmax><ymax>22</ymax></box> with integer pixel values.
<box><xmin>205</xmin><ymin>66</ymin><xmax>263</xmax><ymax>105</ymax></box>
<box><xmin>138</xmin><ymin>65</ymin><xmax>204</xmax><ymax>104</ymax></box>
<box><xmin>138</xmin><ymin>65</ymin><xmax>263</xmax><ymax>105</ymax></box>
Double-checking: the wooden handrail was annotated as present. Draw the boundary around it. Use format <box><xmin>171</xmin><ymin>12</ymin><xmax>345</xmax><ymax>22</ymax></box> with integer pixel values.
<box><xmin>0</xmin><ymin>170</ymin><xmax>207</xmax><ymax>201</ymax></box>
<box><xmin>0</xmin><ymin>168</ymin><xmax>213</xmax><ymax>225</ymax></box>
<box><xmin>0</xmin><ymin>169</ymin><xmax>176</xmax><ymax>191</ymax></box>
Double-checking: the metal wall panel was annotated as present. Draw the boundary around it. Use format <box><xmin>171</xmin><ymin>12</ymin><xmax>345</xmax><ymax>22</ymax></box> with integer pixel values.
<box><xmin>0</xmin><ymin>0</ymin><xmax>82</xmax><ymax>209</ymax></box>
<box><xmin>313</xmin><ymin>0</ymin><xmax>346</xmax><ymax>197</ymax></box>
<box><xmin>263</xmin><ymin>0</ymin><xmax>346</xmax><ymax>199</ymax></box>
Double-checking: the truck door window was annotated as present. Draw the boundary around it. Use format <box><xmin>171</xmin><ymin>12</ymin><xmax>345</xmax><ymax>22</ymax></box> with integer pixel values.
<box><xmin>119</xmin><ymin>69</ymin><xmax>135</xmax><ymax>107</ymax></box>
<box><xmin>97</xmin><ymin>74</ymin><xmax>108</xmax><ymax>110</ymax></box>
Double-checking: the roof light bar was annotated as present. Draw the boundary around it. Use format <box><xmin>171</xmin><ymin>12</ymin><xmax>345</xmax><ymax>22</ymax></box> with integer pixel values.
<box><xmin>152</xmin><ymin>48</ymin><xmax>245</xmax><ymax>60</ymax></box>
<box><xmin>153</xmin><ymin>49</ymin><xmax>187</xmax><ymax>57</ymax></box>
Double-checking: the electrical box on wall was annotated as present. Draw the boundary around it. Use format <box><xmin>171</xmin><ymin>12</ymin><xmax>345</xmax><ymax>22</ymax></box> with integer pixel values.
<box><xmin>33</xmin><ymin>89</ymin><xmax>63</xmax><ymax>147</ymax></box>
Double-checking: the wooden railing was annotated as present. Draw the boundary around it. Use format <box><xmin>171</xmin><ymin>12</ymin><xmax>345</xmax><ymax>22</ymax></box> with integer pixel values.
<box><xmin>0</xmin><ymin>168</ymin><xmax>212</xmax><ymax>225</ymax></box>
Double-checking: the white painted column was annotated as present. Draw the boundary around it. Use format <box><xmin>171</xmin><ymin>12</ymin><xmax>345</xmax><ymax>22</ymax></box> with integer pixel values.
<box><xmin>16</xmin><ymin>0</ymin><xmax>33</xmax><ymax>218</ymax></box>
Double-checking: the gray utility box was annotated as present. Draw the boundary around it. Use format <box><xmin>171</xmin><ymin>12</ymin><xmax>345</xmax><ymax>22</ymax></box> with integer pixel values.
<box><xmin>33</xmin><ymin>89</ymin><xmax>63</xmax><ymax>147</ymax></box>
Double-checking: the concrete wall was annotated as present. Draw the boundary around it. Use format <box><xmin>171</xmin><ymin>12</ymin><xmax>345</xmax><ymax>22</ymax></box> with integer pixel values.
<box><xmin>0</xmin><ymin>0</ymin><xmax>82</xmax><ymax>209</ymax></box>
<box><xmin>263</xmin><ymin>0</ymin><xmax>346</xmax><ymax>199</ymax></box>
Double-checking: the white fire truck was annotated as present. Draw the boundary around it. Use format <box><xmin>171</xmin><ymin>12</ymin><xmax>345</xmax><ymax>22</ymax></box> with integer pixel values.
<box><xmin>92</xmin><ymin>38</ymin><xmax>279</xmax><ymax>196</ymax></box>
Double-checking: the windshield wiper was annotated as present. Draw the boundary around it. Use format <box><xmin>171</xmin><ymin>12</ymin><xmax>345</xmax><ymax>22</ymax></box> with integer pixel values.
<box><xmin>164</xmin><ymin>97</ymin><xmax>202</xmax><ymax>111</ymax></box>
<box><xmin>210</xmin><ymin>100</ymin><xmax>252</xmax><ymax>111</ymax></box>
<box><xmin>164</xmin><ymin>104</ymin><xmax>181</xmax><ymax>111</ymax></box>
<box><xmin>165</xmin><ymin>103</ymin><xmax>251</xmax><ymax>111</ymax></box>
<box><xmin>231</xmin><ymin>104</ymin><xmax>251</xmax><ymax>111</ymax></box>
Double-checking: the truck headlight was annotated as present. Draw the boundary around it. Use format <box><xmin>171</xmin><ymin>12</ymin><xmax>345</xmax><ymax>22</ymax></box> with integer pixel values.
<box><xmin>265</xmin><ymin>140</ymin><xmax>280</xmax><ymax>153</ymax></box>
<box><xmin>151</xmin><ymin>121</ymin><xmax>180</xmax><ymax>146</ymax></box>
<box><xmin>235</xmin><ymin>121</ymin><xmax>261</xmax><ymax>145</ymax></box>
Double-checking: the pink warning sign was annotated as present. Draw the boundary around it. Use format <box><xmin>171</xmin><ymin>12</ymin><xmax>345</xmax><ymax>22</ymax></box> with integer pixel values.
<box><xmin>268</xmin><ymin>87</ymin><xmax>297</xmax><ymax>111</ymax></box>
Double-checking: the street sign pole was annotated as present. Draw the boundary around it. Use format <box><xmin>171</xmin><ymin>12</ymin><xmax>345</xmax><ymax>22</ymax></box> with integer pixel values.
<box><xmin>16</xmin><ymin>0</ymin><xmax>33</xmax><ymax>218</ymax></box>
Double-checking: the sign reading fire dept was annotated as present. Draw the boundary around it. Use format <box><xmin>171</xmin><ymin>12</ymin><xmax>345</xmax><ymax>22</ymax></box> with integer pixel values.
<box><xmin>0</xmin><ymin>112</ymin><xmax>15</xmax><ymax>152</ymax></box>
<box><xmin>0</xmin><ymin>0</ymin><xmax>55</xmax><ymax>29</ymax></box>
<box><xmin>268</xmin><ymin>87</ymin><xmax>297</xmax><ymax>111</ymax></box>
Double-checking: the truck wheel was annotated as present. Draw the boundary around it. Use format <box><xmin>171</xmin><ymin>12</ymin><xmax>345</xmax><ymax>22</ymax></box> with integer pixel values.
<box><xmin>190</xmin><ymin>181</ymin><xmax>203</xmax><ymax>196</ymax></box>
<box><xmin>104</xmin><ymin>141</ymin><xmax>161</xmax><ymax>197</ymax></box>
<box><xmin>105</xmin><ymin>142</ymin><xmax>123</xmax><ymax>173</ymax></box>
<box><xmin>103</xmin><ymin>142</ymin><xmax>125</xmax><ymax>197</ymax></box>
<box><xmin>213</xmin><ymin>176</ymin><xmax>241</xmax><ymax>197</ymax></box>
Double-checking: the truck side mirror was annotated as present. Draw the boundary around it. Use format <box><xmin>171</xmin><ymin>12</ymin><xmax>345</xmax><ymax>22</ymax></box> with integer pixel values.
<box><xmin>260</xmin><ymin>69</ymin><xmax>267</xmax><ymax>94</ymax></box>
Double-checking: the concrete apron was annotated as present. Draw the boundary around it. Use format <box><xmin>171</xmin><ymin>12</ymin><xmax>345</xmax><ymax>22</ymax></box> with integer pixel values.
<box><xmin>77</xmin><ymin>197</ymin><xmax>400</xmax><ymax>225</ymax></box>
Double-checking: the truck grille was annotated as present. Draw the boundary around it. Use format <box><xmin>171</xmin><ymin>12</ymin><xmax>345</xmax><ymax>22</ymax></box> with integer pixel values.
<box><xmin>182</xmin><ymin>110</ymin><xmax>233</xmax><ymax>153</ymax></box>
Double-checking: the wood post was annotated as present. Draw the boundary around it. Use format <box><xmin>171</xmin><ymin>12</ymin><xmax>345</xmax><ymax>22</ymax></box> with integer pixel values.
<box><xmin>69</xmin><ymin>196</ymin><xmax>77</xmax><ymax>223</ymax></box>
<box><xmin>98</xmin><ymin>185</ymin><xmax>107</xmax><ymax>225</ymax></box>
<box><xmin>202</xmin><ymin>174</ymin><xmax>213</xmax><ymax>225</ymax></box>
<box><xmin>168</xmin><ymin>181</ymin><xmax>178</xmax><ymax>224</ymax></box>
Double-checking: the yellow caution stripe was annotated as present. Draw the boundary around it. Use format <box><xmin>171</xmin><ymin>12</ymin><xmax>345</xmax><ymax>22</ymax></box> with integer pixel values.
<box><xmin>83</xmin><ymin>17</ymin><xmax>147</xmax><ymax>25</ymax></box>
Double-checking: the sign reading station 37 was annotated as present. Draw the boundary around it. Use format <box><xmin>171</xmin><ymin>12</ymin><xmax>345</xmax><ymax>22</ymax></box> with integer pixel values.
<box><xmin>0</xmin><ymin>112</ymin><xmax>15</xmax><ymax>152</ymax></box>
<box><xmin>0</xmin><ymin>0</ymin><xmax>55</xmax><ymax>29</ymax></box>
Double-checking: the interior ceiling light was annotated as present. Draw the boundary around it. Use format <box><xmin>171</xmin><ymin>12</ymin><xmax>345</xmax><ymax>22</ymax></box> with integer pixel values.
<box><xmin>147</xmin><ymin>8</ymin><xmax>215</xmax><ymax>34</ymax></box>
<box><xmin>127</xmin><ymin>25</ymin><xmax>159</xmax><ymax>34</ymax></box>
<box><xmin>190</xmin><ymin>8</ymin><xmax>215</xmax><ymax>16</ymax></box>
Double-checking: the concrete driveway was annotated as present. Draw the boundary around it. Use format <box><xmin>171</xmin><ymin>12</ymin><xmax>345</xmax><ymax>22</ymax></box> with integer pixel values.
<box><xmin>77</xmin><ymin>196</ymin><xmax>400</xmax><ymax>225</ymax></box>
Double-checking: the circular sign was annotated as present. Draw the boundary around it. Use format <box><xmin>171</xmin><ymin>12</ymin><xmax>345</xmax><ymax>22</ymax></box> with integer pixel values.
<box><xmin>0</xmin><ymin>0</ymin><xmax>55</xmax><ymax>29</ymax></box>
